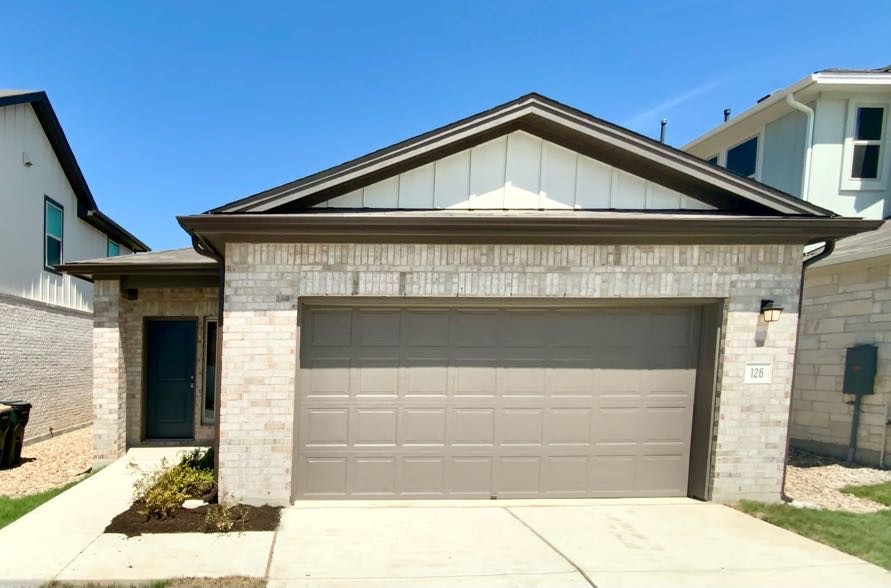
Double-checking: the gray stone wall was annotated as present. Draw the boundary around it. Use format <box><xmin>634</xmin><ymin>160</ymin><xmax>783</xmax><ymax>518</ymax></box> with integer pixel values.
<box><xmin>0</xmin><ymin>293</ymin><xmax>92</xmax><ymax>442</ymax></box>
<box><xmin>792</xmin><ymin>258</ymin><xmax>891</xmax><ymax>464</ymax></box>
<box><xmin>220</xmin><ymin>242</ymin><xmax>803</xmax><ymax>505</ymax></box>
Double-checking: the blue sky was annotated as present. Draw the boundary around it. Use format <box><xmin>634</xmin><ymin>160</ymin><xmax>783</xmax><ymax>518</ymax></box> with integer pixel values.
<box><xmin>2</xmin><ymin>1</ymin><xmax>889</xmax><ymax>250</ymax></box>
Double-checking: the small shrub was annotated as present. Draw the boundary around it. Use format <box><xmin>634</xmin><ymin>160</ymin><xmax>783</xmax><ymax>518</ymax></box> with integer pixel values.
<box><xmin>129</xmin><ymin>449</ymin><xmax>214</xmax><ymax>520</ymax></box>
<box><xmin>205</xmin><ymin>502</ymin><xmax>248</xmax><ymax>533</ymax></box>
<box><xmin>179</xmin><ymin>447</ymin><xmax>214</xmax><ymax>472</ymax></box>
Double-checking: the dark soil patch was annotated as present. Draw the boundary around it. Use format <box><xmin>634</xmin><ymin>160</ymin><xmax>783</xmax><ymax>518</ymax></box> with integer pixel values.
<box><xmin>105</xmin><ymin>501</ymin><xmax>281</xmax><ymax>537</ymax></box>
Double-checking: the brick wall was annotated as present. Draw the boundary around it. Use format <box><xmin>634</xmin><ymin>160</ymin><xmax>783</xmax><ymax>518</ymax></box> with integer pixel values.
<box><xmin>221</xmin><ymin>242</ymin><xmax>803</xmax><ymax>505</ymax></box>
<box><xmin>0</xmin><ymin>293</ymin><xmax>92</xmax><ymax>442</ymax></box>
<box><xmin>92</xmin><ymin>282</ymin><xmax>219</xmax><ymax>465</ymax></box>
<box><xmin>791</xmin><ymin>258</ymin><xmax>891</xmax><ymax>464</ymax></box>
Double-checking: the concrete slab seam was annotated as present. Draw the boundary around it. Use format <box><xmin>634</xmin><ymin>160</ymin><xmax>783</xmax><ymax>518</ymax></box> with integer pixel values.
<box><xmin>505</xmin><ymin>507</ymin><xmax>597</xmax><ymax>588</ymax></box>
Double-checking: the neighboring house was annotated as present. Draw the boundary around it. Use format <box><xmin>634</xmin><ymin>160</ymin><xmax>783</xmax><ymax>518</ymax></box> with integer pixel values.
<box><xmin>685</xmin><ymin>65</ymin><xmax>891</xmax><ymax>466</ymax></box>
<box><xmin>61</xmin><ymin>94</ymin><xmax>875</xmax><ymax>506</ymax></box>
<box><xmin>0</xmin><ymin>90</ymin><xmax>148</xmax><ymax>442</ymax></box>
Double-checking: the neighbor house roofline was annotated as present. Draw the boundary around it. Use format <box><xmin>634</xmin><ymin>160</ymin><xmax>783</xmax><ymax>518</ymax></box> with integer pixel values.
<box><xmin>683</xmin><ymin>65</ymin><xmax>891</xmax><ymax>151</ymax></box>
<box><xmin>210</xmin><ymin>93</ymin><xmax>836</xmax><ymax>217</ymax></box>
<box><xmin>0</xmin><ymin>90</ymin><xmax>150</xmax><ymax>252</ymax></box>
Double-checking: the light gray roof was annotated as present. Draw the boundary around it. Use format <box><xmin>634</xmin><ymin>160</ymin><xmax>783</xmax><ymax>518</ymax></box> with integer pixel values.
<box><xmin>812</xmin><ymin>220</ymin><xmax>891</xmax><ymax>268</ymax></box>
<box><xmin>57</xmin><ymin>248</ymin><xmax>217</xmax><ymax>280</ymax></box>
<box><xmin>61</xmin><ymin>248</ymin><xmax>213</xmax><ymax>267</ymax></box>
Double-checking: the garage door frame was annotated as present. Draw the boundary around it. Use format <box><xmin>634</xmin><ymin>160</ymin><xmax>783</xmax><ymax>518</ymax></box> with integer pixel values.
<box><xmin>291</xmin><ymin>297</ymin><xmax>723</xmax><ymax>502</ymax></box>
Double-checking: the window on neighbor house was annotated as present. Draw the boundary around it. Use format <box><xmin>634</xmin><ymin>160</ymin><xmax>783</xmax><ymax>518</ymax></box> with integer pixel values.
<box><xmin>107</xmin><ymin>239</ymin><xmax>120</xmax><ymax>257</ymax></box>
<box><xmin>851</xmin><ymin>106</ymin><xmax>885</xmax><ymax>180</ymax></box>
<box><xmin>706</xmin><ymin>155</ymin><xmax>718</xmax><ymax>166</ymax></box>
<box><xmin>203</xmin><ymin>319</ymin><xmax>218</xmax><ymax>424</ymax></box>
<box><xmin>726</xmin><ymin>136</ymin><xmax>758</xmax><ymax>178</ymax></box>
<box><xmin>44</xmin><ymin>197</ymin><xmax>63</xmax><ymax>270</ymax></box>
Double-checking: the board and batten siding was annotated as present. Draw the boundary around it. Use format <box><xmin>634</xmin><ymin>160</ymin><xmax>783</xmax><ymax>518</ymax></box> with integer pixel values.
<box><xmin>315</xmin><ymin>131</ymin><xmax>715</xmax><ymax>211</ymax></box>
<box><xmin>0</xmin><ymin>103</ymin><xmax>131</xmax><ymax>312</ymax></box>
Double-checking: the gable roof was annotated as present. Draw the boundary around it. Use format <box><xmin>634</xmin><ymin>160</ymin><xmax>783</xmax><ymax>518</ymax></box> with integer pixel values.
<box><xmin>0</xmin><ymin>90</ymin><xmax>149</xmax><ymax>252</ymax></box>
<box><xmin>210</xmin><ymin>93</ymin><xmax>835</xmax><ymax>217</ymax></box>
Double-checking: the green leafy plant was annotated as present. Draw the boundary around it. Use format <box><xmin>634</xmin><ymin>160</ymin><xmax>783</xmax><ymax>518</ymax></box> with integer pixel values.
<box><xmin>205</xmin><ymin>502</ymin><xmax>248</xmax><ymax>533</ymax></box>
<box><xmin>129</xmin><ymin>449</ymin><xmax>214</xmax><ymax>520</ymax></box>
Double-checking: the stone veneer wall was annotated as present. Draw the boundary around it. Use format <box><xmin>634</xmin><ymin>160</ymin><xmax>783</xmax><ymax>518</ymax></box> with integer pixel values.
<box><xmin>791</xmin><ymin>258</ymin><xmax>891</xmax><ymax>465</ymax></box>
<box><xmin>0</xmin><ymin>293</ymin><xmax>92</xmax><ymax>442</ymax></box>
<box><xmin>219</xmin><ymin>242</ymin><xmax>803</xmax><ymax>505</ymax></box>
<box><xmin>93</xmin><ymin>282</ymin><xmax>219</xmax><ymax>464</ymax></box>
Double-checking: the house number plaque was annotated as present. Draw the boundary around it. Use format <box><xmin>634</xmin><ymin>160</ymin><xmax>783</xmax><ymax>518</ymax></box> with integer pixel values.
<box><xmin>744</xmin><ymin>362</ymin><xmax>772</xmax><ymax>384</ymax></box>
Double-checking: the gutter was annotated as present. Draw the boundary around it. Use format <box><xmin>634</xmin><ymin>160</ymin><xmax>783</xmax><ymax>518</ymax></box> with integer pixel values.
<box><xmin>186</xmin><ymin>231</ymin><xmax>226</xmax><ymax>497</ymax></box>
<box><xmin>781</xmin><ymin>239</ymin><xmax>836</xmax><ymax>502</ymax></box>
<box><xmin>785</xmin><ymin>93</ymin><xmax>815</xmax><ymax>202</ymax></box>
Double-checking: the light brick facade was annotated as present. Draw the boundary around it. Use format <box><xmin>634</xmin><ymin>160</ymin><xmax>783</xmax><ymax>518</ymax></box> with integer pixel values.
<box><xmin>0</xmin><ymin>293</ymin><xmax>92</xmax><ymax>442</ymax></box>
<box><xmin>92</xmin><ymin>281</ymin><xmax>219</xmax><ymax>465</ymax></box>
<box><xmin>791</xmin><ymin>258</ymin><xmax>891</xmax><ymax>464</ymax></box>
<box><xmin>219</xmin><ymin>242</ymin><xmax>803</xmax><ymax>505</ymax></box>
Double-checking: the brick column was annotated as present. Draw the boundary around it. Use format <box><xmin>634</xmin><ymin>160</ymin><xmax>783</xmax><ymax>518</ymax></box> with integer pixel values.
<box><xmin>92</xmin><ymin>279</ymin><xmax>126</xmax><ymax>465</ymax></box>
<box><xmin>217</xmin><ymin>246</ymin><xmax>298</xmax><ymax>505</ymax></box>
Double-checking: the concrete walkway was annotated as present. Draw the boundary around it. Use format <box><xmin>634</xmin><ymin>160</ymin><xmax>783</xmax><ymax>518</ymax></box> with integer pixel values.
<box><xmin>1</xmin><ymin>452</ymin><xmax>889</xmax><ymax>586</ymax></box>
<box><xmin>0</xmin><ymin>447</ymin><xmax>273</xmax><ymax>586</ymax></box>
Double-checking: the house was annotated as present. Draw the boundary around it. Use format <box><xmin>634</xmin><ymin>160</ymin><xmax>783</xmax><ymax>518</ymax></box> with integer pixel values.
<box><xmin>0</xmin><ymin>90</ymin><xmax>148</xmax><ymax>442</ymax></box>
<box><xmin>684</xmin><ymin>66</ymin><xmax>891</xmax><ymax>465</ymax></box>
<box><xmin>60</xmin><ymin>94</ymin><xmax>877</xmax><ymax>505</ymax></box>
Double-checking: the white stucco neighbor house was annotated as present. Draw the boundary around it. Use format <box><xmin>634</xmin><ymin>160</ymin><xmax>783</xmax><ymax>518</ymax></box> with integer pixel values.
<box><xmin>61</xmin><ymin>94</ymin><xmax>877</xmax><ymax>505</ymax></box>
<box><xmin>0</xmin><ymin>90</ymin><xmax>148</xmax><ymax>441</ymax></box>
<box><xmin>685</xmin><ymin>65</ymin><xmax>891</xmax><ymax>466</ymax></box>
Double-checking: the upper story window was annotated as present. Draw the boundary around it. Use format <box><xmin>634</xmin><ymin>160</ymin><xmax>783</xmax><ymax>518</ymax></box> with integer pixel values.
<box><xmin>44</xmin><ymin>197</ymin><xmax>63</xmax><ymax>271</ymax></box>
<box><xmin>842</xmin><ymin>102</ymin><xmax>888</xmax><ymax>190</ymax></box>
<box><xmin>725</xmin><ymin>136</ymin><xmax>758</xmax><ymax>178</ymax></box>
<box><xmin>851</xmin><ymin>106</ymin><xmax>885</xmax><ymax>179</ymax></box>
<box><xmin>706</xmin><ymin>155</ymin><xmax>719</xmax><ymax>166</ymax></box>
<box><xmin>107</xmin><ymin>239</ymin><xmax>120</xmax><ymax>257</ymax></box>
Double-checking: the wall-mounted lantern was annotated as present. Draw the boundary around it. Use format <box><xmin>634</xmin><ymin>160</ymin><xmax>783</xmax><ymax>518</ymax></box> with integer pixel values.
<box><xmin>760</xmin><ymin>299</ymin><xmax>783</xmax><ymax>323</ymax></box>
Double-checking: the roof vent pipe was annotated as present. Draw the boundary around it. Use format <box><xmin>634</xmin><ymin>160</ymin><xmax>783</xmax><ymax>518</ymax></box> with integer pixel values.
<box><xmin>785</xmin><ymin>92</ymin><xmax>815</xmax><ymax>202</ymax></box>
<box><xmin>659</xmin><ymin>119</ymin><xmax>667</xmax><ymax>143</ymax></box>
<box><xmin>723</xmin><ymin>108</ymin><xmax>731</xmax><ymax>122</ymax></box>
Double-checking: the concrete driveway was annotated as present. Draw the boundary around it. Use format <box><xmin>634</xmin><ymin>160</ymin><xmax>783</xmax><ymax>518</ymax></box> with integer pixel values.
<box><xmin>269</xmin><ymin>498</ymin><xmax>891</xmax><ymax>587</ymax></box>
<box><xmin>3</xmin><ymin>450</ymin><xmax>889</xmax><ymax>586</ymax></box>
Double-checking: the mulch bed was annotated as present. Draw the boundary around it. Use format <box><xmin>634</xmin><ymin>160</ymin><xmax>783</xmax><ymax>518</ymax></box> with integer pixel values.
<box><xmin>105</xmin><ymin>501</ymin><xmax>281</xmax><ymax>537</ymax></box>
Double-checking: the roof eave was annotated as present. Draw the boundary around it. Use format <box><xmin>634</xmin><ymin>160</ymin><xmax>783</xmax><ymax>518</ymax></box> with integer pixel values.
<box><xmin>682</xmin><ymin>75</ymin><xmax>818</xmax><ymax>150</ymax></box>
<box><xmin>178</xmin><ymin>213</ymin><xmax>880</xmax><ymax>248</ymax></box>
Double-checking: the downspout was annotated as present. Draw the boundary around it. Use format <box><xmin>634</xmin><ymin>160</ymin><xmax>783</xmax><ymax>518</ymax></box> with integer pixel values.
<box><xmin>781</xmin><ymin>239</ymin><xmax>835</xmax><ymax>501</ymax></box>
<box><xmin>190</xmin><ymin>233</ymin><xmax>225</xmax><ymax>495</ymax></box>
<box><xmin>785</xmin><ymin>93</ymin><xmax>815</xmax><ymax>202</ymax></box>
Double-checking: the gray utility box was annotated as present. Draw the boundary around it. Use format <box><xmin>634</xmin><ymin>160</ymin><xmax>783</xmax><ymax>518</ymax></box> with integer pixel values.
<box><xmin>843</xmin><ymin>344</ymin><xmax>877</xmax><ymax>396</ymax></box>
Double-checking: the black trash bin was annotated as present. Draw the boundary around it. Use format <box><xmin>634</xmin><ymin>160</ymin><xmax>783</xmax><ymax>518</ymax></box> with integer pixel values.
<box><xmin>0</xmin><ymin>405</ymin><xmax>11</xmax><ymax>467</ymax></box>
<box><xmin>1</xmin><ymin>401</ymin><xmax>31</xmax><ymax>468</ymax></box>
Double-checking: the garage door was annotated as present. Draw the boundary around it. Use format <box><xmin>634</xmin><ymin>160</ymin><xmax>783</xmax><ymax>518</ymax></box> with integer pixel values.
<box><xmin>295</xmin><ymin>304</ymin><xmax>700</xmax><ymax>499</ymax></box>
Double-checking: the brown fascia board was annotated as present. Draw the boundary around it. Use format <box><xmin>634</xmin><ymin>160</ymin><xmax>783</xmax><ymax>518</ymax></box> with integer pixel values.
<box><xmin>178</xmin><ymin>214</ymin><xmax>880</xmax><ymax>248</ymax></box>
<box><xmin>210</xmin><ymin>93</ymin><xmax>834</xmax><ymax>218</ymax></box>
<box><xmin>56</xmin><ymin>262</ymin><xmax>218</xmax><ymax>282</ymax></box>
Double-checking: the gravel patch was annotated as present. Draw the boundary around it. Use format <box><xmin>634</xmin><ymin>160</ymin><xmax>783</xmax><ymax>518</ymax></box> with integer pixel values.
<box><xmin>785</xmin><ymin>449</ymin><xmax>891</xmax><ymax>513</ymax></box>
<box><xmin>0</xmin><ymin>426</ymin><xmax>92</xmax><ymax>497</ymax></box>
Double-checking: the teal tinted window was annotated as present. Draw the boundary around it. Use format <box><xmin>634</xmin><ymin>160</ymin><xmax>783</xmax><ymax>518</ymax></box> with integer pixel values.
<box><xmin>44</xmin><ymin>199</ymin><xmax>63</xmax><ymax>269</ymax></box>
<box><xmin>45</xmin><ymin>201</ymin><xmax>62</xmax><ymax>238</ymax></box>
<box><xmin>107</xmin><ymin>239</ymin><xmax>120</xmax><ymax>257</ymax></box>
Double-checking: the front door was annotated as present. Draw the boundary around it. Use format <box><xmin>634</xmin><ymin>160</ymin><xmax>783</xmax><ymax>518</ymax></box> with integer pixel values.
<box><xmin>146</xmin><ymin>319</ymin><xmax>196</xmax><ymax>439</ymax></box>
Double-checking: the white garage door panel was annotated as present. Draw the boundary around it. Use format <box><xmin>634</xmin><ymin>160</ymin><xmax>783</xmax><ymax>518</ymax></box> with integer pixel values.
<box><xmin>295</xmin><ymin>305</ymin><xmax>700</xmax><ymax>499</ymax></box>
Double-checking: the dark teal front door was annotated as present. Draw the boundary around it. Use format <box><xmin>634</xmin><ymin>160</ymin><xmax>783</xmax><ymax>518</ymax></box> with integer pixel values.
<box><xmin>146</xmin><ymin>320</ymin><xmax>196</xmax><ymax>439</ymax></box>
